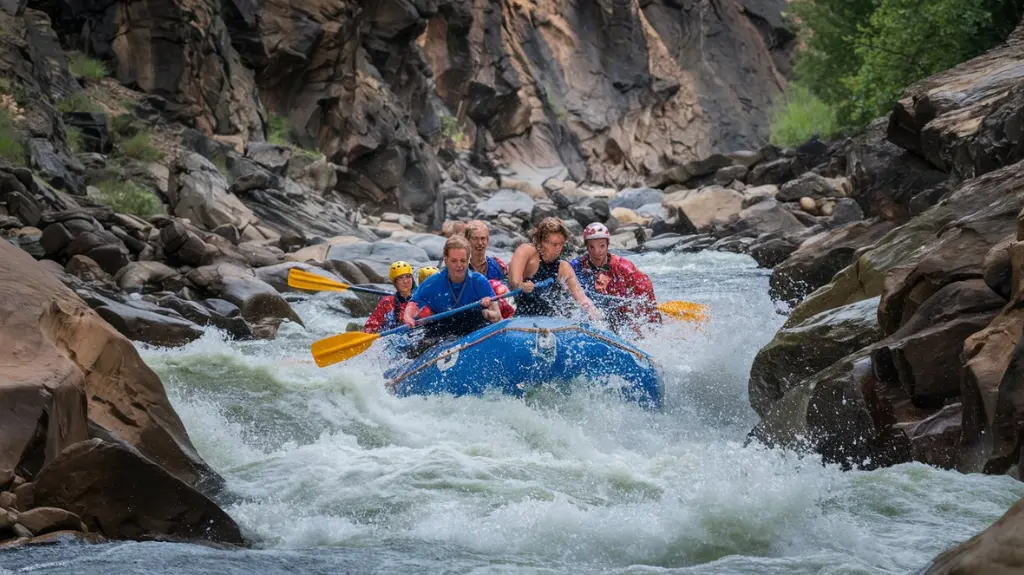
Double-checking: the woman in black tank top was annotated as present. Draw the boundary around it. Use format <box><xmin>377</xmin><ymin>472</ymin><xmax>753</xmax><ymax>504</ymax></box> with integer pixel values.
<box><xmin>516</xmin><ymin>257</ymin><xmax>570</xmax><ymax>317</ymax></box>
<box><xmin>508</xmin><ymin>218</ymin><xmax>602</xmax><ymax>320</ymax></box>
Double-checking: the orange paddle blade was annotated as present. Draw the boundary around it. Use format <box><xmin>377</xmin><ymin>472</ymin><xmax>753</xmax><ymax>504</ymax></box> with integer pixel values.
<box><xmin>310</xmin><ymin>331</ymin><xmax>380</xmax><ymax>367</ymax></box>
<box><xmin>658</xmin><ymin>301</ymin><xmax>709</xmax><ymax>325</ymax></box>
<box><xmin>288</xmin><ymin>268</ymin><xmax>352</xmax><ymax>293</ymax></box>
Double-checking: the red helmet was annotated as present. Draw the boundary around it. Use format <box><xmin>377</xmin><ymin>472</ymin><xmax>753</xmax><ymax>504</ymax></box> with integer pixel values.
<box><xmin>582</xmin><ymin>222</ymin><xmax>611</xmax><ymax>242</ymax></box>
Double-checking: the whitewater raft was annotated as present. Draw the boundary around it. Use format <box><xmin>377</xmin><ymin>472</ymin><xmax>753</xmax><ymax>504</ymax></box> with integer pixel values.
<box><xmin>382</xmin><ymin>316</ymin><xmax>664</xmax><ymax>409</ymax></box>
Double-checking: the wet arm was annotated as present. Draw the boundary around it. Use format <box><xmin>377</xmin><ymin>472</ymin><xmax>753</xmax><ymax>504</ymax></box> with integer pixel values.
<box><xmin>508</xmin><ymin>244</ymin><xmax>532</xmax><ymax>290</ymax></box>
<box><xmin>559</xmin><ymin>261</ymin><xmax>595</xmax><ymax>309</ymax></box>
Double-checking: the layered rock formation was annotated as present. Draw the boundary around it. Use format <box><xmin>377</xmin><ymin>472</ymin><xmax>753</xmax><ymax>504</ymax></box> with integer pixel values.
<box><xmin>24</xmin><ymin>0</ymin><xmax>791</xmax><ymax>225</ymax></box>
<box><xmin>744</xmin><ymin>19</ymin><xmax>1024</xmax><ymax>478</ymax></box>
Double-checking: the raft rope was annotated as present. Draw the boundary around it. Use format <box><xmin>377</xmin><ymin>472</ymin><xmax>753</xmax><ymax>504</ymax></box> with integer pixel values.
<box><xmin>388</xmin><ymin>325</ymin><xmax>652</xmax><ymax>387</ymax></box>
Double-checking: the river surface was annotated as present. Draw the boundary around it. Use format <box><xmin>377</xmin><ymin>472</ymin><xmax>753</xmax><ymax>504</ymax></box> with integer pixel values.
<box><xmin>3</xmin><ymin>251</ymin><xmax>1022</xmax><ymax>574</ymax></box>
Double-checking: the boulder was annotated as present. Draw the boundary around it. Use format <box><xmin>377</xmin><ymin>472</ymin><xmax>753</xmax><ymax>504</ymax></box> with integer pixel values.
<box><xmin>662</xmin><ymin>186</ymin><xmax>745</xmax><ymax>232</ymax></box>
<box><xmin>254</xmin><ymin>261</ymin><xmax>344</xmax><ymax>293</ymax></box>
<box><xmin>245</xmin><ymin>142</ymin><xmax>291</xmax><ymax>174</ymax></box>
<box><xmin>158</xmin><ymin>221</ymin><xmax>214</xmax><ymax>266</ymax></box>
<box><xmin>983</xmin><ymin>236</ymin><xmax>1016</xmax><ymax>300</ymax></box>
<box><xmin>777</xmin><ymin>172</ymin><xmax>849</xmax><ymax>202</ymax></box>
<box><xmin>91</xmin><ymin>294</ymin><xmax>205</xmax><ymax>347</ymax></box>
<box><xmin>748</xmin><ymin>350</ymin><xmax>912</xmax><ymax>470</ymax></box>
<box><xmin>770</xmin><ymin>219</ymin><xmax>898</xmax><ymax>307</ymax></box>
<box><xmin>325</xmin><ymin>240</ymin><xmax>430</xmax><ymax>265</ymax></box>
<box><xmin>895</xmin><ymin>403</ymin><xmax>963</xmax><ymax>470</ymax></box>
<box><xmin>113</xmin><ymin>261</ymin><xmax>182</xmax><ymax>293</ymax></box>
<box><xmin>919</xmin><ymin>494</ymin><xmax>1024</xmax><ymax>574</ymax></box>
<box><xmin>748</xmin><ymin>236</ymin><xmax>799</xmax><ymax>269</ymax></box>
<box><xmin>33</xmin><ymin>439</ymin><xmax>243</xmax><ymax>544</ymax></box>
<box><xmin>608</xmin><ymin>188</ymin><xmax>665</xmax><ymax>211</ymax></box>
<box><xmin>846</xmin><ymin>118</ymin><xmax>950</xmax><ymax>221</ymax></box>
<box><xmin>186</xmin><ymin>263</ymin><xmax>303</xmax><ymax>327</ymax></box>
<box><xmin>876</xmin><ymin>211</ymin><xmax>1017</xmax><ymax>336</ymax></box>
<box><xmin>960</xmin><ymin>307</ymin><xmax>1024</xmax><ymax>475</ymax></box>
<box><xmin>0</xmin><ymin>240</ymin><xmax>227</xmax><ymax>499</ymax></box>
<box><xmin>749</xmin><ymin>297</ymin><xmax>883</xmax><ymax>417</ymax></box>
<box><xmin>780</xmin><ymin>159</ymin><xmax>1024</xmax><ymax>325</ymax></box>
<box><xmin>156</xmin><ymin>295</ymin><xmax>252</xmax><ymax>340</ymax></box>
<box><xmin>730</xmin><ymin>198</ymin><xmax>806</xmax><ymax>237</ymax></box>
<box><xmin>406</xmin><ymin>233</ymin><xmax>446</xmax><ymax>261</ymax></box>
<box><xmin>14</xmin><ymin>507</ymin><xmax>83</xmax><ymax>535</ymax></box>
<box><xmin>167</xmin><ymin>153</ymin><xmax>258</xmax><ymax>233</ymax></box>
<box><xmin>476</xmin><ymin>190</ymin><xmax>536</xmax><ymax>218</ymax></box>
<box><xmin>888</xmin><ymin>24</ymin><xmax>1024</xmax><ymax>178</ymax></box>
<box><xmin>871</xmin><ymin>280</ymin><xmax>1005</xmax><ymax>406</ymax></box>
<box><xmin>747</xmin><ymin>158</ymin><xmax>793</xmax><ymax>186</ymax></box>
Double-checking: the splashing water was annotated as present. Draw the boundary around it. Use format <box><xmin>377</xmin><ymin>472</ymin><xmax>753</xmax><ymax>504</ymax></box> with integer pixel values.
<box><xmin>3</xmin><ymin>252</ymin><xmax>1021</xmax><ymax>574</ymax></box>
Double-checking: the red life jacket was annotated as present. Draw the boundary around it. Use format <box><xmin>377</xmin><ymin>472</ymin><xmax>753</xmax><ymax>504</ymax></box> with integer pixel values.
<box><xmin>363</xmin><ymin>293</ymin><xmax>413</xmax><ymax>333</ymax></box>
<box><xmin>582</xmin><ymin>255</ymin><xmax>661</xmax><ymax>324</ymax></box>
<box><xmin>489</xmin><ymin>279</ymin><xmax>516</xmax><ymax>319</ymax></box>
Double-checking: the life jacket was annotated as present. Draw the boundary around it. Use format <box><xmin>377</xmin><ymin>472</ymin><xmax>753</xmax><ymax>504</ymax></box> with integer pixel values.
<box><xmin>571</xmin><ymin>254</ymin><xmax>661</xmax><ymax>328</ymax></box>
<box><xmin>489</xmin><ymin>279</ymin><xmax>516</xmax><ymax>319</ymax></box>
<box><xmin>470</xmin><ymin>255</ymin><xmax>508</xmax><ymax>281</ymax></box>
<box><xmin>363</xmin><ymin>292</ymin><xmax>413</xmax><ymax>334</ymax></box>
<box><xmin>515</xmin><ymin>256</ymin><xmax>569</xmax><ymax>317</ymax></box>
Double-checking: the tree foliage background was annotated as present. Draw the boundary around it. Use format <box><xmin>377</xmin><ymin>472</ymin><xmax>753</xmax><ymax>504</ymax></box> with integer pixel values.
<box><xmin>770</xmin><ymin>0</ymin><xmax>1024</xmax><ymax>146</ymax></box>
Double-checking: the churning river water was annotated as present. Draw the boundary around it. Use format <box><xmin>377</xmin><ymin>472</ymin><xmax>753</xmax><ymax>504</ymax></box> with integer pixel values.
<box><xmin>3</xmin><ymin>251</ymin><xmax>1023</xmax><ymax>574</ymax></box>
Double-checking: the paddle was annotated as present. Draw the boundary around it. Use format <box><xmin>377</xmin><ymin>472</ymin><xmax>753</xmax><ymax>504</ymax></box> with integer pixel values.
<box><xmin>310</xmin><ymin>278</ymin><xmax>555</xmax><ymax>368</ymax></box>
<box><xmin>593</xmin><ymin>292</ymin><xmax>709</xmax><ymax>324</ymax></box>
<box><xmin>287</xmin><ymin>268</ymin><xmax>394</xmax><ymax>297</ymax></box>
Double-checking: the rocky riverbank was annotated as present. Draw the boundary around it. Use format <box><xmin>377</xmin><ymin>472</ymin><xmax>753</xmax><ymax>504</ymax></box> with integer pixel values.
<box><xmin>733</xmin><ymin>21</ymin><xmax>1024</xmax><ymax>571</ymax></box>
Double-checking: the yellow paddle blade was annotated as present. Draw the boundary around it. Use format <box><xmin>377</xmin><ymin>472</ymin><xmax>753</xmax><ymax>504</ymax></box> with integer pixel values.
<box><xmin>310</xmin><ymin>331</ymin><xmax>381</xmax><ymax>367</ymax></box>
<box><xmin>288</xmin><ymin>268</ymin><xmax>351</xmax><ymax>293</ymax></box>
<box><xmin>658</xmin><ymin>301</ymin><xmax>709</xmax><ymax>325</ymax></box>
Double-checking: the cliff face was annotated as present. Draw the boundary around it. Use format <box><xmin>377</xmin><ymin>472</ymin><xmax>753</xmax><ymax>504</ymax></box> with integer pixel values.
<box><xmin>420</xmin><ymin>0</ymin><xmax>788</xmax><ymax>187</ymax></box>
<box><xmin>29</xmin><ymin>0</ymin><xmax>791</xmax><ymax>222</ymax></box>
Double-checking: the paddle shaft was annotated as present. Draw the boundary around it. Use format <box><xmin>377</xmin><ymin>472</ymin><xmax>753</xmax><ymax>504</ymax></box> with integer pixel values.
<box><xmin>346</xmin><ymin>285</ymin><xmax>395</xmax><ymax>297</ymax></box>
<box><xmin>592</xmin><ymin>291</ymin><xmax>653</xmax><ymax>306</ymax></box>
<box><xmin>378</xmin><ymin>278</ymin><xmax>555</xmax><ymax>338</ymax></box>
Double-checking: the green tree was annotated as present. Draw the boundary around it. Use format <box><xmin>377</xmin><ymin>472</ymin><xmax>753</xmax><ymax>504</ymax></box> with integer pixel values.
<box><xmin>790</xmin><ymin>0</ymin><xmax>875</xmax><ymax>112</ymax></box>
<box><xmin>844</xmin><ymin>0</ymin><xmax>993</xmax><ymax>126</ymax></box>
<box><xmin>786</xmin><ymin>0</ymin><xmax>1024</xmax><ymax>133</ymax></box>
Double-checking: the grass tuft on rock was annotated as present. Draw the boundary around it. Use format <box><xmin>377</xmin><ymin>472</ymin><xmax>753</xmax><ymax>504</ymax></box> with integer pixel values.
<box><xmin>94</xmin><ymin>180</ymin><xmax>164</xmax><ymax>217</ymax></box>
<box><xmin>119</xmin><ymin>130</ymin><xmax>164</xmax><ymax>162</ymax></box>
<box><xmin>68</xmin><ymin>53</ymin><xmax>108</xmax><ymax>81</ymax></box>
<box><xmin>0</xmin><ymin>108</ymin><xmax>25</xmax><ymax>166</ymax></box>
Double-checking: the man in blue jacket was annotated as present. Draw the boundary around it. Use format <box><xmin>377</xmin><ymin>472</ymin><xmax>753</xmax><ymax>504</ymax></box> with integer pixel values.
<box><xmin>402</xmin><ymin>235</ymin><xmax>501</xmax><ymax>341</ymax></box>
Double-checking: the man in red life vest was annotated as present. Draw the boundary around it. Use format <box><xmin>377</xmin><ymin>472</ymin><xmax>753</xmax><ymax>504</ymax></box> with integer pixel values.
<box><xmin>364</xmin><ymin>260</ymin><xmax>416</xmax><ymax>333</ymax></box>
<box><xmin>570</xmin><ymin>223</ymin><xmax>661</xmax><ymax>335</ymax></box>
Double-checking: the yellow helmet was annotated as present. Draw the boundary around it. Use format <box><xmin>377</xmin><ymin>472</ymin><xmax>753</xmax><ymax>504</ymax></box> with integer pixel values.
<box><xmin>388</xmin><ymin>261</ymin><xmax>413</xmax><ymax>282</ymax></box>
<box><xmin>417</xmin><ymin>266</ymin><xmax>440</xmax><ymax>284</ymax></box>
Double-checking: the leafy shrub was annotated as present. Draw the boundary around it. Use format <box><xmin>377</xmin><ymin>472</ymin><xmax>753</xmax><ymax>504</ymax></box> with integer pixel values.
<box><xmin>769</xmin><ymin>84</ymin><xmax>838</xmax><ymax>147</ymax></box>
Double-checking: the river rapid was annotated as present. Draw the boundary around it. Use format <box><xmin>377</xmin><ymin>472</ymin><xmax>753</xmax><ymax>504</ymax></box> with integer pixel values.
<box><xmin>3</xmin><ymin>251</ymin><xmax>1022</xmax><ymax>574</ymax></box>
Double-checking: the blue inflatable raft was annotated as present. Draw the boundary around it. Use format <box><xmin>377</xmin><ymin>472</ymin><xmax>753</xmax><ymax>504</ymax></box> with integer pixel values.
<box><xmin>382</xmin><ymin>316</ymin><xmax>664</xmax><ymax>409</ymax></box>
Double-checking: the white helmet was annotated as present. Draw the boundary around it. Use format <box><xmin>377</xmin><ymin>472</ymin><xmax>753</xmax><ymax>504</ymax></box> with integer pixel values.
<box><xmin>582</xmin><ymin>222</ymin><xmax>611</xmax><ymax>242</ymax></box>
